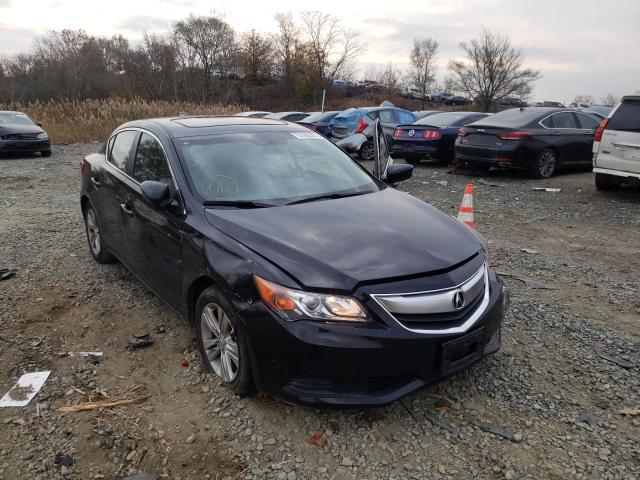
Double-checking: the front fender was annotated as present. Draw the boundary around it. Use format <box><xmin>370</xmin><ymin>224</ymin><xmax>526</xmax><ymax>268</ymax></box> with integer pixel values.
<box><xmin>336</xmin><ymin>133</ymin><xmax>368</xmax><ymax>152</ymax></box>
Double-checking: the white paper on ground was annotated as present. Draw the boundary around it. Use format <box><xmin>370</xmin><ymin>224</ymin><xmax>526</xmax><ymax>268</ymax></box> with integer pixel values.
<box><xmin>0</xmin><ymin>371</ymin><xmax>51</xmax><ymax>407</ymax></box>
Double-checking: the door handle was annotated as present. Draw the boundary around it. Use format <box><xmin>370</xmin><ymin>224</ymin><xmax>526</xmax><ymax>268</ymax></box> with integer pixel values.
<box><xmin>120</xmin><ymin>202</ymin><xmax>133</xmax><ymax>216</ymax></box>
<box><xmin>91</xmin><ymin>177</ymin><xmax>101</xmax><ymax>188</ymax></box>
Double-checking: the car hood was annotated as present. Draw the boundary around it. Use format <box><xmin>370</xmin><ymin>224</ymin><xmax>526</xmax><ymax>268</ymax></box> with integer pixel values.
<box><xmin>204</xmin><ymin>188</ymin><xmax>482</xmax><ymax>291</ymax></box>
<box><xmin>0</xmin><ymin>124</ymin><xmax>44</xmax><ymax>136</ymax></box>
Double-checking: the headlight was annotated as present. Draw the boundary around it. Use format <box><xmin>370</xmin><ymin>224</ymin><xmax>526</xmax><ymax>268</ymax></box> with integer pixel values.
<box><xmin>37</xmin><ymin>133</ymin><xmax>48</xmax><ymax>140</ymax></box>
<box><xmin>254</xmin><ymin>276</ymin><xmax>368</xmax><ymax>322</ymax></box>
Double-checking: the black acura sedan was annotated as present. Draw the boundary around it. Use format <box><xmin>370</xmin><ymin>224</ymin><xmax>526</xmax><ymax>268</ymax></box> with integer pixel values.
<box><xmin>454</xmin><ymin>107</ymin><xmax>600</xmax><ymax>178</ymax></box>
<box><xmin>0</xmin><ymin>111</ymin><xmax>51</xmax><ymax>157</ymax></box>
<box><xmin>80</xmin><ymin>116</ymin><xmax>507</xmax><ymax>406</ymax></box>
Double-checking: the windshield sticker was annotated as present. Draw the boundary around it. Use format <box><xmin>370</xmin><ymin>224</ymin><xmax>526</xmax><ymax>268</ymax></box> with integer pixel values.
<box><xmin>290</xmin><ymin>132</ymin><xmax>322</xmax><ymax>140</ymax></box>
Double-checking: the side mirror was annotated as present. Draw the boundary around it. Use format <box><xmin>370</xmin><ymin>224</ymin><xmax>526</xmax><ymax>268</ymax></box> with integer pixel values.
<box><xmin>140</xmin><ymin>180</ymin><xmax>171</xmax><ymax>207</ymax></box>
<box><xmin>385</xmin><ymin>164</ymin><xmax>413</xmax><ymax>184</ymax></box>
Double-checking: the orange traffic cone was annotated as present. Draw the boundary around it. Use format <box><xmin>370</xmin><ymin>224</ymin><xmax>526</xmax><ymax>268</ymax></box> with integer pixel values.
<box><xmin>457</xmin><ymin>183</ymin><xmax>475</xmax><ymax>228</ymax></box>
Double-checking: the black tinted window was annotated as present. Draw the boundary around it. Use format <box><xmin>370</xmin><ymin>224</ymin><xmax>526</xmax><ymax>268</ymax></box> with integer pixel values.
<box><xmin>550</xmin><ymin>113</ymin><xmax>577</xmax><ymax>129</ymax></box>
<box><xmin>608</xmin><ymin>99</ymin><xmax>640</xmax><ymax>132</ymax></box>
<box><xmin>109</xmin><ymin>130</ymin><xmax>138</xmax><ymax>171</ymax></box>
<box><xmin>575</xmin><ymin>113</ymin><xmax>599</xmax><ymax>129</ymax></box>
<box><xmin>540</xmin><ymin>116</ymin><xmax>553</xmax><ymax>128</ymax></box>
<box><xmin>285</xmin><ymin>113</ymin><xmax>308</xmax><ymax>122</ymax></box>
<box><xmin>133</xmin><ymin>133</ymin><xmax>172</xmax><ymax>184</ymax></box>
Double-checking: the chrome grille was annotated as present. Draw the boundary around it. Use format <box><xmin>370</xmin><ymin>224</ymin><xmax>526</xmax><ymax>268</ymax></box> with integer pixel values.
<box><xmin>371</xmin><ymin>264</ymin><xmax>489</xmax><ymax>335</ymax></box>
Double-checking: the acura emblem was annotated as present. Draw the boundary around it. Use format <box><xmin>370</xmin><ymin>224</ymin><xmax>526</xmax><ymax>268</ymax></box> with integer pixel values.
<box><xmin>408</xmin><ymin>129</ymin><xmax>415</xmax><ymax>136</ymax></box>
<box><xmin>452</xmin><ymin>291</ymin><xmax>465</xmax><ymax>310</ymax></box>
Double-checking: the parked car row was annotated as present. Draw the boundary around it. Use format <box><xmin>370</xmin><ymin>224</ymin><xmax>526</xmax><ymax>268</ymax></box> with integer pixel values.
<box><xmin>229</xmin><ymin>97</ymin><xmax>639</xmax><ymax>183</ymax></box>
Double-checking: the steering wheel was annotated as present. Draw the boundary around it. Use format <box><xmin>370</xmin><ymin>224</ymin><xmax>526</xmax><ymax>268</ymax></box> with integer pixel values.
<box><xmin>205</xmin><ymin>175</ymin><xmax>238</xmax><ymax>196</ymax></box>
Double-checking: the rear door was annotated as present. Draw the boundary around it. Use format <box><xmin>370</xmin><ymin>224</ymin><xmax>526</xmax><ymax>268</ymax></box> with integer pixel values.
<box><xmin>596</xmin><ymin>98</ymin><xmax>640</xmax><ymax>174</ymax></box>
<box><xmin>120</xmin><ymin>131</ymin><xmax>183</xmax><ymax>310</ymax></box>
<box><xmin>98</xmin><ymin>130</ymin><xmax>139</xmax><ymax>254</ymax></box>
<box><xmin>541</xmin><ymin>112</ymin><xmax>583</xmax><ymax>163</ymax></box>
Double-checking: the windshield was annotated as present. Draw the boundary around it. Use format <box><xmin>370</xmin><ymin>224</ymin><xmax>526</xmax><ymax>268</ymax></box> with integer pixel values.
<box><xmin>0</xmin><ymin>112</ymin><xmax>35</xmax><ymax>126</ymax></box>
<box><xmin>415</xmin><ymin>112</ymin><xmax>468</xmax><ymax>127</ymax></box>
<box><xmin>176</xmin><ymin>130</ymin><xmax>380</xmax><ymax>205</ymax></box>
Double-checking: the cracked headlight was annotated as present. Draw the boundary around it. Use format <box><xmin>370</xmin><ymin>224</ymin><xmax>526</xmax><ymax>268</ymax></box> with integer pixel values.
<box><xmin>254</xmin><ymin>275</ymin><xmax>368</xmax><ymax>322</ymax></box>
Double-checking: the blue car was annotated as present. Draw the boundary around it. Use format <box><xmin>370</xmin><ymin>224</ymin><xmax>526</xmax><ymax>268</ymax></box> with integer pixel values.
<box><xmin>297</xmin><ymin>111</ymin><xmax>339</xmax><ymax>136</ymax></box>
<box><xmin>391</xmin><ymin>111</ymin><xmax>490</xmax><ymax>164</ymax></box>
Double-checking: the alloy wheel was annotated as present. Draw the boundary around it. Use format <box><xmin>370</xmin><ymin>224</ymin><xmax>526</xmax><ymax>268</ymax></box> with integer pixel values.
<box><xmin>86</xmin><ymin>209</ymin><xmax>101</xmax><ymax>255</ymax></box>
<box><xmin>360</xmin><ymin>142</ymin><xmax>374</xmax><ymax>161</ymax></box>
<box><xmin>538</xmin><ymin>151</ymin><xmax>556</xmax><ymax>178</ymax></box>
<box><xmin>200</xmin><ymin>302</ymin><xmax>239</xmax><ymax>383</ymax></box>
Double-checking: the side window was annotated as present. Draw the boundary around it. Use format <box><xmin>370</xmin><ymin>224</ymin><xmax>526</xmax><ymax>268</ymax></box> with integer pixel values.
<box><xmin>109</xmin><ymin>131</ymin><xmax>138</xmax><ymax>171</ymax></box>
<box><xmin>540</xmin><ymin>116</ymin><xmax>553</xmax><ymax>128</ymax></box>
<box><xmin>367</xmin><ymin>111</ymin><xmax>379</xmax><ymax>120</ymax></box>
<box><xmin>551</xmin><ymin>112</ymin><xmax>578</xmax><ymax>129</ymax></box>
<box><xmin>379</xmin><ymin>109</ymin><xmax>395</xmax><ymax>123</ymax></box>
<box><xmin>396</xmin><ymin>110</ymin><xmax>416</xmax><ymax>124</ymax></box>
<box><xmin>133</xmin><ymin>133</ymin><xmax>172</xmax><ymax>185</ymax></box>
<box><xmin>575</xmin><ymin>113</ymin><xmax>599</xmax><ymax>129</ymax></box>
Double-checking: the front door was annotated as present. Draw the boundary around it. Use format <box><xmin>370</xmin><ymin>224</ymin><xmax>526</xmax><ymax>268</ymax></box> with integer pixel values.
<box><xmin>373</xmin><ymin>119</ymin><xmax>392</xmax><ymax>180</ymax></box>
<box><xmin>120</xmin><ymin>132</ymin><xmax>183</xmax><ymax>311</ymax></box>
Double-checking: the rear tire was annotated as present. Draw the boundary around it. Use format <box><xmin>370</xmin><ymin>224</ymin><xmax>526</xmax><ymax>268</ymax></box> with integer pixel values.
<box><xmin>84</xmin><ymin>204</ymin><xmax>114</xmax><ymax>264</ymax></box>
<box><xmin>358</xmin><ymin>141</ymin><xmax>374</xmax><ymax>161</ymax></box>
<box><xmin>41</xmin><ymin>149</ymin><xmax>52</xmax><ymax>157</ymax></box>
<box><xmin>529</xmin><ymin>148</ymin><xmax>557</xmax><ymax>179</ymax></box>
<box><xmin>195</xmin><ymin>287</ymin><xmax>255</xmax><ymax>396</ymax></box>
<box><xmin>595</xmin><ymin>173</ymin><xmax>621</xmax><ymax>191</ymax></box>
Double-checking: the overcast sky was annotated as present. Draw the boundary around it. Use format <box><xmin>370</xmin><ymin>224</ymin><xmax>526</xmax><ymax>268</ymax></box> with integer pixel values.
<box><xmin>1</xmin><ymin>0</ymin><xmax>638</xmax><ymax>102</ymax></box>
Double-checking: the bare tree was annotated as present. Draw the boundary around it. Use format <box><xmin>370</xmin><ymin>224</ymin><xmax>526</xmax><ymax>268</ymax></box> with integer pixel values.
<box><xmin>410</xmin><ymin>38</ymin><xmax>439</xmax><ymax>109</ymax></box>
<box><xmin>574</xmin><ymin>94</ymin><xmax>595</xmax><ymax>106</ymax></box>
<box><xmin>272</xmin><ymin>12</ymin><xmax>302</xmax><ymax>104</ymax></box>
<box><xmin>173</xmin><ymin>15</ymin><xmax>235</xmax><ymax>102</ymax></box>
<box><xmin>240</xmin><ymin>30</ymin><xmax>273</xmax><ymax>82</ymax></box>
<box><xmin>449</xmin><ymin>30</ymin><xmax>540</xmax><ymax>112</ymax></box>
<box><xmin>600</xmin><ymin>92</ymin><xmax>620</xmax><ymax>107</ymax></box>
<box><xmin>380</xmin><ymin>63</ymin><xmax>402</xmax><ymax>95</ymax></box>
<box><xmin>299</xmin><ymin>11</ymin><xmax>364</xmax><ymax>90</ymax></box>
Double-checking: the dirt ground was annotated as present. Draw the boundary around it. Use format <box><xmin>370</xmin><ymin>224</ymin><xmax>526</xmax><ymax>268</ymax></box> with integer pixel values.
<box><xmin>0</xmin><ymin>145</ymin><xmax>638</xmax><ymax>480</ymax></box>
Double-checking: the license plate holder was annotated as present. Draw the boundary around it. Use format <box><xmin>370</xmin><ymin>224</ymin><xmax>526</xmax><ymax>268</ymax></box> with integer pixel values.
<box><xmin>440</xmin><ymin>328</ymin><xmax>485</xmax><ymax>375</ymax></box>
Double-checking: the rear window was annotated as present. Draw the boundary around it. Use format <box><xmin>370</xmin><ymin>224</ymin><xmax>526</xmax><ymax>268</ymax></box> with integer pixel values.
<box><xmin>334</xmin><ymin>110</ymin><xmax>361</xmax><ymax>121</ymax></box>
<box><xmin>302</xmin><ymin>111</ymin><xmax>337</xmax><ymax>123</ymax></box>
<box><xmin>472</xmin><ymin>108</ymin><xmax>546</xmax><ymax>128</ymax></box>
<box><xmin>607</xmin><ymin>99</ymin><xmax>640</xmax><ymax>132</ymax></box>
<box><xmin>415</xmin><ymin>112</ymin><xmax>467</xmax><ymax>127</ymax></box>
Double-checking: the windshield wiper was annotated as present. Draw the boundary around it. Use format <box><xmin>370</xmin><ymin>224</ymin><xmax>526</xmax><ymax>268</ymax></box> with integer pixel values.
<box><xmin>286</xmin><ymin>191</ymin><xmax>371</xmax><ymax>206</ymax></box>
<box><xmin>203</xmin><ymin>200</ymin><xmax>277</xmax><ymax>209</ymax></box>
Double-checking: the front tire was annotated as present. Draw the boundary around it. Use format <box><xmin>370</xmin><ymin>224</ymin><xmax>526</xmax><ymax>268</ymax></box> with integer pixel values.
<box><xmin>358</xmin><ymin>141</ymin><xmax>374</xmax><ymax>161</ymax></box>
<box><xmin>196</xmin><ymin>287</ymin><xmax>254</xmax><ymax>396</ymax></box>
<box><xmin>529</xmin><ymin>148</ymin><xmax>557</xmax><ymax>179</ymax></box>
<box><xmin>84</xmin><ymin>204</ymin><xmax>114</xmax><ymax>263</ymax></box>
<box><xmin>595</xmin><ymin>173</ymin><xmax>621</xmax><ymax>191</ymax></box>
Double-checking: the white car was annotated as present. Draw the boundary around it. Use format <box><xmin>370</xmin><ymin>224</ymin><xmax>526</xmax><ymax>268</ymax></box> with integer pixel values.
<box><xmin>592</xmin><ymin>92</ymin><xmax>640</xmax><ymax>190</ymax></box>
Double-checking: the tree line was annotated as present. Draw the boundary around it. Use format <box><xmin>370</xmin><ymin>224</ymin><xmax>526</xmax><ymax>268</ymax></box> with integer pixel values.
<box><xmin>0</xmin><ymin>11</ymin><xmax>363</xmax><ymax>110</ymax></box>
<box><xmin>5</xmin><ymin>13</ymin><xmax>616</xmax><ymax>112</ymax></box>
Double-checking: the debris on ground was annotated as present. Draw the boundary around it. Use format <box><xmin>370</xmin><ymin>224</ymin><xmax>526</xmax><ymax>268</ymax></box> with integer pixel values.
<box><xmin>0</xmin><ymin>371</ymin><xmax>51</xmax><ymax>407</ymax></box>
<box><xmin>57</xmin><ymin>384</ymin><xmax>148</xmax><ymax>413</ymax></box>
<box><xmin>521</xmin><ymin>248</ymin><xmax>539</xmax><ymax>254</ymax></box>
<box><xmin>472</xmin><ymin>420</ymin><xmax>522</xmax><ymax>442</ymax></box>
<box><xmin>180</xmin><ymin>358</ymin><xmax>189</xmax><ymax>367</ymax></box>
<box><xmin>308</xmin><ymin>427</ymin><xmax>327</xmax><ymax>448</ymax></box>
<box><xmin>54</xmin><ymin>453</ymin><xmax>74</xmax><ymax>468</ymax></box>
<box><xmin>532</xmin><ymin>187</ymin><xmax>561</xmax><ymax>192</ymax></box>
<box><xmin>127</xmin><ymin>334</ymin><xmax>154</xmax><ymax>350</ymax></box>
<box><xmin>594</xmin><ymin>348</ymin><xmax>636</xmax><ymax>369</ymax></box>
<box><xmin>0</xmin><ymin>268</ymin><xmax>18</xmax><ymax>280</ymax></box>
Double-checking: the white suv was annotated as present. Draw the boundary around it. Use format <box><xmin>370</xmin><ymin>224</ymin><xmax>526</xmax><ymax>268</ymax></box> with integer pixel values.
<box><xmin>592</xmin><ymin>93</ymin><xmax>640</xmax><ymax>190</ymax></box>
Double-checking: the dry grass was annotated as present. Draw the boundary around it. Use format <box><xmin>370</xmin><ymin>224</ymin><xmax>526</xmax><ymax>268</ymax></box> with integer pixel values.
<box><xmin>0</xmin><ymin>98</ymin><xmax>243</xmax><ymax>144</ymax></box>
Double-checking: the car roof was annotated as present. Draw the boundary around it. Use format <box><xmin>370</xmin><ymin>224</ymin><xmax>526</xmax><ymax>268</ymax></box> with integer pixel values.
<box><xmin>117</xmin><ymin>116</ymin><xmax>311</xmax><ymax>138</ymax></box>
<box><xmin>472</xmin><ymin>107</ymin><xmax>570</xmax><ymax>127</ymax></box>
<box><xmin>235</xmin><ymin>111</ymin><xmax>271</xmax><ymax>116</ymax></box>
<box><xmin>265</xmin><ymin>111</ymin><xmax>307</xmax><ymax>119</ymax></box>
<box><xmin>0</xmin><ymin>110</ymin><xmax>27</xmax><ymax>115</ymax></box>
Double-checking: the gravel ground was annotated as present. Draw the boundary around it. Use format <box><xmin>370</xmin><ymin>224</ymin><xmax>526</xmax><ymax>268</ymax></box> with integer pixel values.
<box><xmin>0</xmin><ymin>144</ymin><xmax>639</xmax><ymax>480</ymax></box>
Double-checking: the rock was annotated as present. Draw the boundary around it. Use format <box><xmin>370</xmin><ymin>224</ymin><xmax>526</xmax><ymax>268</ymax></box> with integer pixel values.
<box><xmin>341</xmin><ymin>457</ymin><xmax>354</xmax><ymax>467</ymax></box>
<box><xmin>185</xmin><ymin>434</ymin><xmax>196</xmax><ymax>444</ymax></box>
